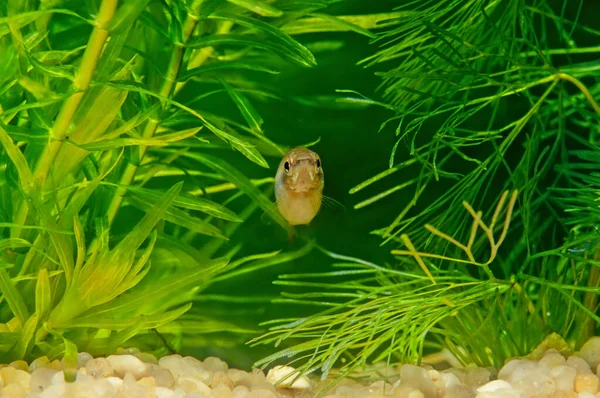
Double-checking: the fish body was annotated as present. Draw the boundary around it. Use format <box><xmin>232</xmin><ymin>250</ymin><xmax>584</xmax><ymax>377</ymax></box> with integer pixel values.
<box><xmin>275</xmin><ymin>147</ymin><xmax>324</xmax><ymax>226</ymax></box>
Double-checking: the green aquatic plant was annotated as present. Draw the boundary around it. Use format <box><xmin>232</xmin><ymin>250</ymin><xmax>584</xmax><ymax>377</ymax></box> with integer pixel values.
<box><xmin>0</xmin><ymin>0</ymin><xmax>598</xmax><ymax>394</ymax></box>
<box><xmin>0</xmin><ymin>0</ymin><xmax>389</xmax><ymax>364</ymax></box>
<box><xmin>251</xmin><ymin>0</ymin><xmax>600</xmax><ymax>394</ymax></box>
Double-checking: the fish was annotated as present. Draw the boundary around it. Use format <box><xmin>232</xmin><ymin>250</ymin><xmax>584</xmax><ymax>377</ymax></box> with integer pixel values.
<box><xmin>275</xmin><ymin>147</ymin><xmax>324</xmax><ymax>227</ymax></box>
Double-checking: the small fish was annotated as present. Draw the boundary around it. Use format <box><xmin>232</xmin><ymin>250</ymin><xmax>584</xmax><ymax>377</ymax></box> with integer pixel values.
<box><xmin>275</xmin><ymin>147</ymin><xmax>324</xmax><ymax>227</ymax></box>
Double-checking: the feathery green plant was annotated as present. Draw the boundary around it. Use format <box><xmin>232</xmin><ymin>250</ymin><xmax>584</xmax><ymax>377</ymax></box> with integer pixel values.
<box><xmin>0</xmin><ymin>0</ymin><xmax>386</xmax><ymax>364</ymax></box>
<box><xmin>252</xmin><ymin>0</ymin><xmax>600</xmax><ymax>394</ymax></box>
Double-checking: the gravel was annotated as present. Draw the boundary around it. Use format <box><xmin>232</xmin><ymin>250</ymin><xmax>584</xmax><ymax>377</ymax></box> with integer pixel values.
<box><xmin>2</xmin><ymin>337</ymin><xmax>600</xmax><ymax>397</ymax></box>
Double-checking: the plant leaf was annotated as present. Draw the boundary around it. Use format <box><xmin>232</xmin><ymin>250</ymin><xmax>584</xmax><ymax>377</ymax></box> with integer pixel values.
<box><xmin>35</xmin><ymin>268</ymin><xmax>51</xmax><ymax>321</ymax></box>
<box><xmin>0</xmin><ymin>269</ymin><xmax>29</xmax><ymax>326</ymax></box>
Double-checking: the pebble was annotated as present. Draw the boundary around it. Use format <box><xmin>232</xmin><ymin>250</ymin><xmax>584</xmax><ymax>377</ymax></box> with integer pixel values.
<box><xmin>86</xmin><ymin>357</ymin><xmax>114</xmax><ymax>379</ymax></box>
<box><xmin>580</xmin><ymin>338</ymin><xmax>600</xmax><ymax>370</ymax></box>
<box><xmin>266</xmin><ymin>365</ymin><xmax>311</xmax><ymax>389</ymax></box>
<box><xmin>574</xmin><ymin>374</ymin><xmax>600</xmax><ymax>393</ymax></box>
<box><xmin>5</xmin><ymin>338</ymin><xmax>600</xmax><ymax>397</ymax></box>
<box><xmin>107</xmin><ymin>354</ymin><xmax>148</xmax><ymax>378</ymax></box>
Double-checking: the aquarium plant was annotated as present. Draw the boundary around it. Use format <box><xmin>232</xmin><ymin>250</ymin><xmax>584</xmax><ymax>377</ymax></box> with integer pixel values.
<box><xmin>0</xmin><ymin>0</ymin><xmax>599</xmax><ymax>396</ymax></box>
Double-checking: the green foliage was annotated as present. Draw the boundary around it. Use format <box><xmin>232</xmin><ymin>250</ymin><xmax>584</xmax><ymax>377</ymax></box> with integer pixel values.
<box><xmin>0</xmin><ymin>0</ymin><xmax>381</xmax><ymax>362</ymax></box>
<box><xmin>248</xmin><ymin>0</ymin><xmax>600</xmax><ymax>394</ymax></box>
<box><xmin>1</xmin><ymin>0</ymin><xmax>599</xmax><ymax>395</ymax></box>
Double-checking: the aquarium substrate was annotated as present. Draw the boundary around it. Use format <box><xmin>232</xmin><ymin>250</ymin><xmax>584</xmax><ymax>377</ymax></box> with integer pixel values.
<box><xmin>1</xmin><ymin>336</ymin><xmax>600</xmax><ymax>397</ymax></box>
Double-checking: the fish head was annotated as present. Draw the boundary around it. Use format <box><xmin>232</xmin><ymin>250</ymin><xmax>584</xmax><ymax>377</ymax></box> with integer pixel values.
<box><xmin>277</xmin><ymin>147</ymin><xmax>324</xmax><ymax>193</ymax></box>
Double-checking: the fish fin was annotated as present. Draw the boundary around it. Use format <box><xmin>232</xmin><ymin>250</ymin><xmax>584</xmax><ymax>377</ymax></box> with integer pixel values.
<box><xmin>320</xmin><ymin>194</ymin><xmax>346</xmax><ymax>212</ymax></box>
<box><xmin>259</xmin><ymin>200</ymin><xmax>281</xmax><ymax>226</ymax></box>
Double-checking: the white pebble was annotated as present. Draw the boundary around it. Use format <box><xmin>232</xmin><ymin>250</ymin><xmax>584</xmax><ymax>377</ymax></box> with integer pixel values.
<box><xmin>105</xmin><ymin>376</ymin><xmax>124</xmax><ymax>389</ymax></box>
<box><xmin>580</xmin><ymin>338</ymin><xmax>600</xmax><ymax>370</ymax></box>
<box><xmin>232</xmin><ymin>385</ymin><xmax>250</xmax><ymax>398</ymax></box>
<box><xmin>228</xmin><ymin>369</ymin><xmax>251</xmax><ymax>388</ymax></box>
<box><xmin>107</xmin><ymin>354</ymin><xmax>148</xmax><ymax>379</ymax></box>
<box><xmin>247</xmin><ymin>389</ymin><xmax>276</xmax><ymax>398</ymax></box>
<box><xmin>399</xmin><ymin>364</ymin><xmax>436</xmax><ymax>397</ymax></box>
<box><xmin>512</xmin><ymin>370</ymin><xmax>555</xmax><ymax>396</ymax></box>
<box><xmin>550</xmin><ymin>365</ymin><xmax>577</xmax><ymax>391</ymax></box>
<box><xmin>569</xmin><ymin>357</ymin><xmax>594</xmax><ymax>375</ymax></box>
<box><xmin>266</xmin><ymin>365</ymin><xmax>310</xmax><ymax>389</ymax></box>
<box><xmin>77</xmin><ymin>352</ymin><xmax>94</xmax><ymax>369</ymax></box>
<box><xmin>0</xmin><ymin>367</ymin><xmax>31</xmax><ymax>391</ymax></box>
<box><xmin>29</xmin><ymin>357</ymin><xmax>51</xmax><ymax>372</ymax></box>
<box><xmin>156</xmin><ymin>386</ymin><xmax>184</xmax><ymax>398</ymax></box>
<box><xmin>86</xmin><ymin>358</ymin><xmax>114</xmax><ymax>378</ymax></box>
<box><xmin>39</xmin><ymin>383</ymin><xmax>66</xmax><ymax>398</ymax></box>
<box><xmin>204</xmin><ymin>357</ymin><xmax>228</xmax><ymax>373</ymax></box>
<box><xmin>476</xmin><ymin>391</ymin><xmax>521</xmax><ymax>398</ymax></box>
<box><xmin>540</xmin><ymin>350</ymin><xmax>567</xmax><ymax>368</ymax></box>
<box><xmin>0</xmin><ymin>383</ymin><xmax>26</xmax><ymax>398</ymax></box>
<box><xmin>147</xmin><ymin>364</ymin><xmax>176</xmax><ymax>388</ymax></box>
<box><xmin>159</xmin><ymin>355</ymin><xmax>212</xmax><ymax>384</ymax></box>
<box><xmin>498</xmin><ymin>359</ymin><xmax>536</xmax><ymax>383</ymax></box>
<box><xmin>178</xmin><ymin>376</ymin><xmax>213</xmax><ymax>396</ymax></box>
<box><xmin>29</xmin><ymin>368</ymin><xmax>59</xmax><ymax>393</ymax></box>
<box><xmin>478</xmin><ymin>380</ymin><xmax>514</xmax><ymax>392</ymax></box>
<box><xmin>579</xmin><ymin>393</ymin><xmax>596</xmax><ymax>398</ymax></box>
<box><xmin>213</xmin><ymin>385</ymin><xmax>233</xmax><ymax>398</ymax></box>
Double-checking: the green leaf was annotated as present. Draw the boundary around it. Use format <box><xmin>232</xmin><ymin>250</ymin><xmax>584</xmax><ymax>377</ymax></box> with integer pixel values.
<box><xmin>62</xmin><ymin>337</ymin><xmax>78</xmax><ymax>381</ymax></box>
<box><xmin>0</xmin><ymin>125</ymin><xmax>36</xmax><ymax>196</ymax></box>
<box><xmin>35</xmin><ymin>268</ymin><xmax>51</xmax><ymax>320</ymax></box>
<box><xmin>24</xmin><ymin>48</ymin><xmax>75</xmax><ymax>81</ymax></box>
<box><xmin>106</xmin><ymin>0</ymin><xmax>151</xmax><ymax>33</ymax></box>
<box><xmin>221</xmin><ymin>79</ymin><xmax>264</xmax><ymax>135</ymax></box>
<box><xmin>177</xmin><ymin>62</ymin><xmax>279</xmax><ymax>83</ymax></box>
<box><xmin>179</xmin><ymin>152</ymin><xmax>291</xmax><ymax>232</ymax></box>
<box><xmin>67</xmin><ymin>303</ymin><xmax>192</xmax><ymax>329</ymax></box>
<box><xmin>0</xmin><ymin>332</ymin><xmax>19</xmax><ymax>352</ymax></box>
<box><xmin>96</xmin><ymin>81</ymin><xmax>269</xmax><ymax>168</ymax></box>
<box><xmin>226</xmin><ymin>0</ymin><xmax>283</xmax><ymax>17</ymax></box>
<box><xmin>281</xmin><ymin>12</ymin><xmax>403</xmax><ymax>35</ymax></box>
<box><xmin>0</xmin><ymin>269</ymin><xmax>29</xmax><ymax>326</ymax></box>
<box><xmin>114</xmin><ymin>182</ymin><xmax>184</xmax><ymax>251</ymax></box>
<box><xmin>126</xmin><ymin>194</ymin><xmax>227</xmax><ymax>240</ymax></box>
<box><xmin>0</xmin><ymin>238</ymin><xmax>32</xmax><ymax>251</ymax></box>
<box><xmin>186</xmin><ymin>34</ymin><xmax>312</xmax><ymax>67</ymax></box>
<box><xmin>209</xmin><ymin>12</ymin><xmax>317</xmax><ymax>66</ymax></box>
<box><xmin>106</xmin><ymin>183</ymin><xmax>241</xmax><ymax>222</ymax></box>
<box><xmin>69</xmin><ymin>127</ymin><xmax>202</xmax><ymax>151</ymax></box>
<box><xmin>80</xmin><ymin>257</ymin><xmax>228</xmax><ymax>319</ymax></box>
<box><xmin>160</xmin><ymin>317</ymin><xmax>260</xmax><ymax>334</ymax></box>
<box><xmin>0</xmin><ymin>9</ymin><xmax>91</xmax><ymax>29</ymax></box>
<box><xmin>12</xmin><ymin>313</ymin><xmax>38</xmax><ymax>359</ymax></box>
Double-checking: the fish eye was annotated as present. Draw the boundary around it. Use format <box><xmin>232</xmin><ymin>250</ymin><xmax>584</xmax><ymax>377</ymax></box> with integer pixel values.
<box><xmin>316</xmin><ymin>159</ymin><xmax>321</xmax><ymax>168</ymax></box>
<box><xmin>284</xmin><ymin>161</ymin><xmax>290</xmax><ymax>172</ymax></box>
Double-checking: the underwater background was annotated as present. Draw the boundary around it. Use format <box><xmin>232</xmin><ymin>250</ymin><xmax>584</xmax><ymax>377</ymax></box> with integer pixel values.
<box><xmin>0</xmin><ymin>0</ymin><xmax>599</xmax><ymax>387</ymax></box>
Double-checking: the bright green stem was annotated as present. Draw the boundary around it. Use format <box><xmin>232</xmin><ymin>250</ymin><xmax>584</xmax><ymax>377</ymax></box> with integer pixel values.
<box><xmin>34</xmin><ymin>0</ymin><xmax>119</xmax><ymax>187</ymax></box>
<box><xmin>100</xmin><ymin>16</ymin><xmax>199</xmax><ymax>244</ymax></box>
<box><xmin>12</xmin><ymin>0</ymin><xmax>118</xmax><ymax>238</ymax></box>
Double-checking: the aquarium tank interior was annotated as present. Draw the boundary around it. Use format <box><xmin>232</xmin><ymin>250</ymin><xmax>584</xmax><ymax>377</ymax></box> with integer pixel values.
<box><xmin>0</xmin><ymin>0</ymin><xmax>599</xmax><ymax>396</ymax></box>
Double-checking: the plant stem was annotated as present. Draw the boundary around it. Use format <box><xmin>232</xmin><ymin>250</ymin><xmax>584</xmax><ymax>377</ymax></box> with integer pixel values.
<box><xmin>519</xmin><ymin>45</ymin><xmax>600</xmax><ymax>57</ymax></box>
<box><xmin>12</xmin><ymin>0</ymin><xmax>118</xmax><ymax>238</ymax></box>
<box><xmin>173</xmin><ymin>21</ymin><xmax>233</xmax><ymax>96</ymax></box>
<box><xmin>99</xmin><ymin>15</ymin><xmax>199</xmax><ymax>250</ymax></box>
<box><xmin>34</xmin><ymin>0</ymin><xmax>119</xmax><ymax>187</ymax></box>
<box><xmin>556</xmin><ymin>73</ymin><xmax>600</xmax><ymax>115</ymax></box>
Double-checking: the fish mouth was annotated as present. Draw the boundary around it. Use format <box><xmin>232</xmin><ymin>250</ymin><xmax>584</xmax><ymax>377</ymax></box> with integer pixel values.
<box><xmin>290</xmin><ymin>168</ymin><xmax>318</xmax><ymax>192</ymax></box>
